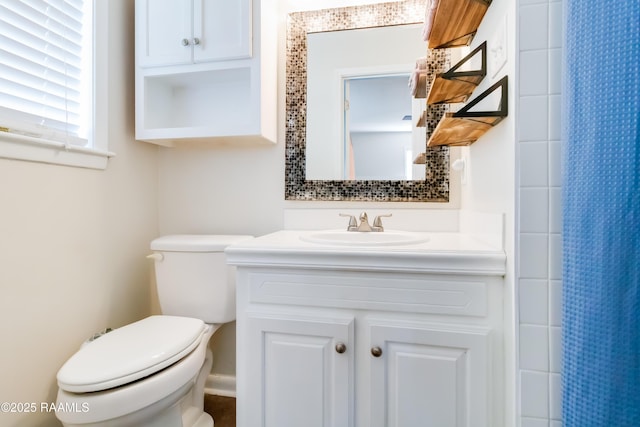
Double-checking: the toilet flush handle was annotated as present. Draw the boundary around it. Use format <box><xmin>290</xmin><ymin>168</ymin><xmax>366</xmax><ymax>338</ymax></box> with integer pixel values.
<box><xmin>146</xmin><ymin>253</ymin><xmax>164</xmax><ymax>262</ymax></box>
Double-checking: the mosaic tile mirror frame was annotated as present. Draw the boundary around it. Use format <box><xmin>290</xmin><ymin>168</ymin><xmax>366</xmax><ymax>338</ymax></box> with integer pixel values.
<box><xmin>285</xmin><ymin>0</ymin><xmax>450</xmax><ymax>202</ymax></box>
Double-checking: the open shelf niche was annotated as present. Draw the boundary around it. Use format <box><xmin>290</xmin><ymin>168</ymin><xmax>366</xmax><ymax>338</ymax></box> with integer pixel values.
<box><xmin>425</xmin><ymin>0</ymin><xmax>492</xmax><ymax>49</ymax></box>
<box><xmin>427</xmin><ymin>42</ymin><xmax>486</xmax><ymax>105</ymax></box>
<box><xmin>427</xmin><ymin>75</ymin><xmax>508</xmax><ymax>147</ymax></box>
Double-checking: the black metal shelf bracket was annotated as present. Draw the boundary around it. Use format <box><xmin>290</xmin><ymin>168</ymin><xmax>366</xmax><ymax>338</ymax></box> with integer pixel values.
<box><xmin>442</xmin><ymin>41</ymin><xmax>487</xmax><ymax>82</ymax></box>
<box><xmin>453</xmin><ymin>75</ymin><xmax>508</xmax><ymax>120</ymax></box>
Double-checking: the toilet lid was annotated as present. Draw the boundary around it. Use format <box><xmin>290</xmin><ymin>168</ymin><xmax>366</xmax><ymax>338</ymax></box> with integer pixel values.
<box><xmin>57</xmin><ymin>315</ymin><xmax>206</xmax><ymax>393</ymax></box>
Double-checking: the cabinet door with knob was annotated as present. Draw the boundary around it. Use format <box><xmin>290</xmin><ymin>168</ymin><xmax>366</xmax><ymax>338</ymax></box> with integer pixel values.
<box><xmin>194</xmin><ymin>0</ymin><xmax>251</xmax><ymax>63</ymax></box>
<box><xmin>136</xmin><ymin>0</ymin><xmax>192</xmax><ymax>67</ymax></box>
<box><xmin>366</xmin><ymin>320</ymin><xmax>492</xmax><ymax>427</ymax></box>
<box><xmin>245</xmin><ymin>313</ymin><xmax>354</xmax><ymax>427</ymax></box>
<box><xmin>136</xmin><ymin>0</ymin><xmax>251</xmax><ymax>68</ymax></box>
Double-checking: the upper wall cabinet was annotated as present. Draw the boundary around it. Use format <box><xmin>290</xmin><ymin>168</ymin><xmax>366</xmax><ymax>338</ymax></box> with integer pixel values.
<box><xmin>136</xmin><ymin>0</ymin><xmax>251</xmax><ymax>67</ymax></box>
<box><xmin>135</xmin><ymin>0</ymin><xmax>277</xmax><ymax>147</ymax></box>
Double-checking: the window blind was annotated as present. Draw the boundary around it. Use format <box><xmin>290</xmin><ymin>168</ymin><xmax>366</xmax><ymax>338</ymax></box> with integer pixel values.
<box><xmin>0</xmin><ymin>0</ymin><xmax>92</xmax><ymax>147</ymax></box>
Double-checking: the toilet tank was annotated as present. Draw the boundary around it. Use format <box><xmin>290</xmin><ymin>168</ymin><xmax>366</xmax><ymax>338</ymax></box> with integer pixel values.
<box><xmin>149</xmin><ymin>235</ymin><xmax>253</xmax><ymax>324</ymax></box>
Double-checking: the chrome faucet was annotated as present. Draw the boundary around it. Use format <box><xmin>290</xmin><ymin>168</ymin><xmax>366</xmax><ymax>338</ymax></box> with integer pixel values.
<box><xmin>339</xmin><ymin>212</ymin><xmax>392</xmax><ymax>232</ymax></box>
<box><xmin>357</xmin><ymin>212</ymin><xmax>373</xmax><ymax>232</ymax></box>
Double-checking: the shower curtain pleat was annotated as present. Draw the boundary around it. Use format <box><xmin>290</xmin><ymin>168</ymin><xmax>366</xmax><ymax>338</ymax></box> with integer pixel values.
<box><xmin>562</xmin><ymin>0</ymin><xmax>640</xmax><ymax>426</ymax></box>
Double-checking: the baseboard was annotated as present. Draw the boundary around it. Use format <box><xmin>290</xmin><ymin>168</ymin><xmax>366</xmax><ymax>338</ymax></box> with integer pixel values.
<box><xmin>204</xmin><ymin>374</ymin><xmax>236</xmax><ymax>398</ymax></box>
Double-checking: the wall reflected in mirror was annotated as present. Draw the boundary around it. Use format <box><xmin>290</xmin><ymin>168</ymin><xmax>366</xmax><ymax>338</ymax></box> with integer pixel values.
<box><xmin>306</xmin><ymin>24</ymin><xmax>426</xmax><ymax>181</ymax></box>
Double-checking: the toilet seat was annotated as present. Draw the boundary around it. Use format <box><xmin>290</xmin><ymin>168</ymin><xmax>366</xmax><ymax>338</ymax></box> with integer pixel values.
<box><xmin>57</xmin><ymin>315</ymin><xmax>206</xmax><ymax>393</ymax></box>
<box><xmin>56</xmin><ymin>322</ymin><xmax>217</xmax><ymax>426</ymax></box>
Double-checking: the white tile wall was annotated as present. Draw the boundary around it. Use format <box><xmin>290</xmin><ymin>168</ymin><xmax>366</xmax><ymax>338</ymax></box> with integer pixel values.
<box><xmin>520</xmin><ymin>189</ymin><xmax>550</xmax><ymax>233</ymax></box>
<box><xmin>519</xmin><ymin>97</ymin><xmax>549</xmax><ymax>141</ymax></box>
<box><xmin>519</xmin><ymin>234</ymin><xmax>549</xmax><ymax>278</ymax></box>
<box><xmin>519</xmin><ymin>142</ymin><xmax>549</xmax><ymax>187</ymax></box>
<box><xmin>520</xmin><ymin>325</ymin><xmax>550</xmax><ymax>371</ymax></box>
<box><xmin>519</xmin><ymin>4</ymin><xmax>549</xmax><ymax>50</ymax></box>
<box><xmin>519</xmin><ymin>280</ymin><xmax>549</xmax><ymax>325</ymax></box>
<box><xmin>520</xmin><ymin>51</ymin><xmax>548</xmax><ymax>96</ymax></box>
<box><xmin>521</xmin><ymin>371</ymin><xmax>550</xmax><ymax>418</ymax></box>
<box><xmin>518</xmin><ymin>0</ymin><xmax>563</xmax><ymax>425</ymax></box>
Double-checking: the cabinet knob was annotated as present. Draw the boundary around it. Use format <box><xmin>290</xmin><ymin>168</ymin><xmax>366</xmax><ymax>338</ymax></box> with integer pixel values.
<box><xmin>181</xmin><ymin>38</ymin><xmax>190</xmax><ymax>46</ymax></box>
<box><xmin>371</xmin><ymin>346</ymin><xmax>383</xmax><ymax>358</ymax></box>
<box><xmin>192</xmin><ymin>37</ymin><xmax>201</xmax><ymax>46</ymax></box>
<box><xmin>335</xmin><ymin>342</ymin><xmax>347</xmax><ymax>354</ymax></box>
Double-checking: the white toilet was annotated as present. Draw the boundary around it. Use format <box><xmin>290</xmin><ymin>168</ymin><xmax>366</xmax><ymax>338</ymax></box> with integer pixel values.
<box><xmin>55</xmin><ymin>235</ymin><xmax>252</xmax><ymax>427</ymax></box>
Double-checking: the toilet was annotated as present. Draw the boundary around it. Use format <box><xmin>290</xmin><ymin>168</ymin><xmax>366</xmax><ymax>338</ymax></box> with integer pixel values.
<box><xmin>55</xmin><ymin>235</ymin><xmax>252</xmax><ymax>427</ymax></box>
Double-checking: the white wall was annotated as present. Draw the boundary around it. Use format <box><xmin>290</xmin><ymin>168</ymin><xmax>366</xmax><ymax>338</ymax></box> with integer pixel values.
<box><xmin>0</xmin><ymin>1</ymin><xmax>159</xmax><ymax>425</ymax></box>
<box><xmin>457</xmin><ymin>0</ymin><xmax>518</xmax><ymax>424</ymax></box>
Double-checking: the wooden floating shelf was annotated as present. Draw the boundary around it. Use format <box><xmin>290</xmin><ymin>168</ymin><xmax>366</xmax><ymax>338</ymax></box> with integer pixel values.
<box><xmin>427</xmin><ymin>42</ymin><xmax>486</xmax><ymax>105</ymax></box>
<box><xmin>428</xmin><ymin>75</ymin><xmax>508</xmax><ymax>147</ymax></box>
<box><xmin>416</xmin><ymin>111</ymin><xmax>426</xmax><ymax>127</ymax></box>
<box><xmin>427</xmin><ymin>114</ymin><xmax>497</xmax><ymax>146</ymax></box>
<box><xmin>426</xmin><ymin>0</ymin><xmax>492</xmax><ymax>49</ymax></box>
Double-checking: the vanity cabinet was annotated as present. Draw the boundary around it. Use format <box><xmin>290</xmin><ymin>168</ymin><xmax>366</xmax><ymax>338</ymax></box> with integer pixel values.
<box><xmin>248</xmin><ymin>310</ymin><xmax>491</xmax><ymax>427</ymax></box>
<box><xmin>136</xmin><ymin>0</ymin><xmax>251</xmax><ymax>68</ymax></box>
<box><xmin>245</xmin><ymin>313</ymin><xmax>354</xmax><ymax>427</ymax></box>
<box><xmin>367</xmin><ymin>320</ymin><xmax>490</xmax><ymax>427</ymax></box>
<box><xmin>134</xmin><ymin>0</ymin><xmax>277</xmax><ymax>146</ymax></box>
<box><xmin>241</xmin><ymin>303</ymin><xmax>492</xmax><ymax>427</ymax></box>
<box><xmin>229</xmin><ymin>231</ymin><xmax>506</xmax><ymax>427</ymax></box>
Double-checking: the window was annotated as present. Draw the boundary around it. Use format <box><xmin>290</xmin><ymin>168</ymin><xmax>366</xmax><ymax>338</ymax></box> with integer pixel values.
<box><xmin>0</xmin><ymin>0</ymin><xmax>112</xmax><ymax>169</ymax></box>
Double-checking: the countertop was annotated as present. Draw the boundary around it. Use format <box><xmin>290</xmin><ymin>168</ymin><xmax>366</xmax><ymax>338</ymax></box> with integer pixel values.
<box><xmin>225</xmin><ymin>230</ymin><xmax>506</xmax><ymax>276</ymax></box>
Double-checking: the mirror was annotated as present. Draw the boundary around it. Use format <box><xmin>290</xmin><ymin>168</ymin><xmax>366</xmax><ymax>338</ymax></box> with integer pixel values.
<box><xmin>306</xmin><ymin>24</ymin><xmax>425</xmax><ymax>181</ymax></box>
<box><xmin>285</xmin><ymin>0</ymin><xmax>451</xmax><ymax>202</ymax></box>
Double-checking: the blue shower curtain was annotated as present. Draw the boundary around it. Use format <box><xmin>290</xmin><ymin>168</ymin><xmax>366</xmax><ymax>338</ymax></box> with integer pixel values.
<box><xmin>562</xmin><ymin>0</ymin><xmax>640</xmax><ymax>426</ymax></box>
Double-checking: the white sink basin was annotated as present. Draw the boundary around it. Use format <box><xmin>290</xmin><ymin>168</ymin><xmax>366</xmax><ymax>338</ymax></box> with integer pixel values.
<box><xmin>300</xmin><ymin>230</ymin><xmax>429</xmax><ymax>247</ymax></box>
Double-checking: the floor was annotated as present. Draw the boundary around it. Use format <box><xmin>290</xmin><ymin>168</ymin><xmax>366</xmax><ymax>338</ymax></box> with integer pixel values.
<box><xmin>204</xmin><ymin>394</ymin><xmax>236</xmax><ymax>427</ymax></box>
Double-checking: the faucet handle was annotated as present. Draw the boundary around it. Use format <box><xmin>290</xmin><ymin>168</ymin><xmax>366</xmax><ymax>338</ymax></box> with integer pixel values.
<box><xmin>372</xmin><ymin>214</ymin><xmax>392</xmax><ymax>231</ymax></box>
<box><xmin>339</xmin><ymin>213</ymin><xmax>358</xmax><ymax>231</ymax></box>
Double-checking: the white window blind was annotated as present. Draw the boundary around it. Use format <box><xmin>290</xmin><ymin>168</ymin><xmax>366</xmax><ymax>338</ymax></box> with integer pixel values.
<box><xmin>0</xmin><ymin>0</ymin><xmax>93</xmax><ymax>148</ymax></box>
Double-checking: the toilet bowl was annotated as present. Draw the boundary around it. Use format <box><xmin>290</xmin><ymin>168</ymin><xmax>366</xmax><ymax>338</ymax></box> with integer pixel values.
<box><xmin>55</xmin><ymin>235</ymin><xmax>252</xmax><ymax>427</ymax></box>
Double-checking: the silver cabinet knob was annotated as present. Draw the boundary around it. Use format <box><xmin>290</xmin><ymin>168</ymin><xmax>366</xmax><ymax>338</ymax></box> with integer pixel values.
<box><xmin>335</xmin><ymin>343</ymin><xmax>347</xmax><ymax>354</ymax></box>
<box><xmin>371</xmin><ymin>346</ymin><xmax>383</xmax><ymax>358</ymax></box>
<box><xmin>181</xmin><ymin>38</ymin><xmax>190</xmax><ymax>46</ymax></box>
<box><xmin>192</xmin><ymin>37</ymin><xmax>200</xmax><ymax>45</ymax></box>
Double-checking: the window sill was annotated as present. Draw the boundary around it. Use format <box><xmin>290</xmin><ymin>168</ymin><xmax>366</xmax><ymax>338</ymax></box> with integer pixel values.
<box><xmin>0</xmin><ymin>132</ymin><xmax>115</xmax><ymax>170</ymax></box>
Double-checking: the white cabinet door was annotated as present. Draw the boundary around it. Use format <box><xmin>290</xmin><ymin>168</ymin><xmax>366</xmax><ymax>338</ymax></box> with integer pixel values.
<box><xmin>246</xmin><ymin>313</ymin><xmax>354</xmax><ymax>427</ymax></box>
<box><xmin>137</xmin><ymin>0</ymin><xmax>251</xmax><ymax>67</ymax></box>
<box><xmin>136</xmin><ymin>0</ymin><xmax>193</xmax><ymax>67</ymax></box>
<box><xmin>194</xmin><ymin>0</ymin><xmax>252</xmax><ymax>62</ymax></box>
<box><xmin>367</xmin><ymin>321</ymin><xmax>491</xmax><ymax>427</ymax></box>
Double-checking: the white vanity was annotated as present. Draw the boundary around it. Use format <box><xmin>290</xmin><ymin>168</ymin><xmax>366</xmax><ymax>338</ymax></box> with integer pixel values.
<box><xmin>226</xmin><ymin>225</ymin><xmax>506</xmax><ymax>427</ymax></box>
